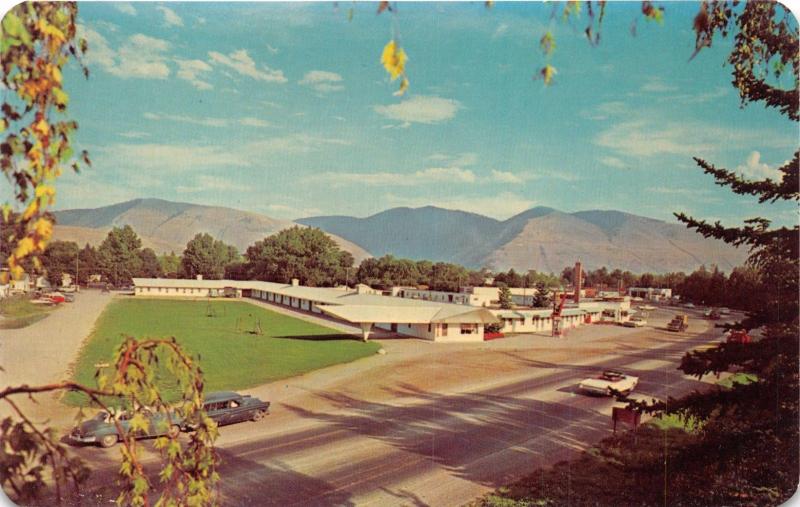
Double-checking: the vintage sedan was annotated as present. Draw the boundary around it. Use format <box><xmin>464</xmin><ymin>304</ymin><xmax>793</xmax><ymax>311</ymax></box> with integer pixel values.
<box><xmin>195</xmin><ymin>391</ymin><xmax>270</xmax><ymax>428</ymax></box>
<box><xmin>69</xmin><ymin>408</ymin><xmax>182</xmax><ymax>448</ymax></box>
<box><xmin>622</xmin><ymin>317</ymin><xmax>647</xmax><ymax>328</ymax></box>
<box><xmin>579</xmin><ymin>370</ymin><xmax>639</xmax><ymax>396</ymax></box>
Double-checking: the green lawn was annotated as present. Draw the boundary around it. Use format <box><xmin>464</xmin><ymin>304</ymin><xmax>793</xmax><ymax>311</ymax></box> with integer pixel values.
<box><xmin>66</xmin><ymin>298</ymin><xmax>380</xmax><ymax>405</ymax></box>
<box><xmin>0</xmin><ymin>295</ymin><xmax>54</xmax><ymax>329</ymax></box>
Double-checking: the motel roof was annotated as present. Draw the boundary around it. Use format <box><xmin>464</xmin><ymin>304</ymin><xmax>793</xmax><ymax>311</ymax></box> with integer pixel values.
<box><xmin>132</xmin><ymin>278</ymin><xmax>501</xmax><ymax>325</ymax></box>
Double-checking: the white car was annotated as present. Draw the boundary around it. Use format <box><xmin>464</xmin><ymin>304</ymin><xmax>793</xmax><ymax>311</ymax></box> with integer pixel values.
<box><xmin>719</xmin><ymin>307</ymin><xmax>731</xmax><ymax>315</ymax></box>
<box><xmin>579</xmin><ymin>370</ymin><xmax>639</xmax><ymax>396</ymax></box>
<box><xmin>623</xmin><ymin>317</ymin><xmax>647</xmax><ymax>328</ymax></box>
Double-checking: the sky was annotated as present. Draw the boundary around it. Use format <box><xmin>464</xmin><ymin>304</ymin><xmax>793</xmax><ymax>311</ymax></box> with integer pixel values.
<box><xmin>6</xmin><ymin>2</ymin><xmax>799</xmax><ymax>226</ymax></box>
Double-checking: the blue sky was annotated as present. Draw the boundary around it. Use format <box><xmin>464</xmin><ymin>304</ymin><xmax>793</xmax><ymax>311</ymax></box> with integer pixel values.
<box><xmin>21</xmin><ymin>2</ymin><xmax>799</xmax><ymax>225</ymax></box>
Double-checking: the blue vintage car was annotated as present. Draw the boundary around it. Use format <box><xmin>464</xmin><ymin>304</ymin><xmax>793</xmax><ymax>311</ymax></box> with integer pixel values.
<box><xmin>69</xmin><ymin>408</ymin><xmax>182</xmax><ymax>448</ymax></box>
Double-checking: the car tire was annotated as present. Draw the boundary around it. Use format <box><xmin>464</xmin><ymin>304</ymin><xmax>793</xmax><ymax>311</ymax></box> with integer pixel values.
<box><xmin>252</xmin><ymin>409</ymin><xmax>267</xmax><ymax>422</ymax></box>
<box><xmin>99</xmin><ymin>434</ymin><xmax>117</xmax><ymax>448</ymax></box>
<box><xmin>168</xmin><ymin>424</ymin><xmax>180</xmax><ymax>438</ymax></box>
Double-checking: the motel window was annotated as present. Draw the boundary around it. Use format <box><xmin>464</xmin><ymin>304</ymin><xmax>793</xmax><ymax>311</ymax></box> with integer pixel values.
<box><xmin>460</xmin><ymin>324</ymin><xmax>478</xmax><ymax>335</ymax></box>
<box><xmin>428</xmin><ymin>324</ymin><xmax>432</xmax><ymax>332</ymax></box>
<box><xmin>158</xmin><ymin>287</ymin><xmax>162</xmax><ymax>293</ymax></box>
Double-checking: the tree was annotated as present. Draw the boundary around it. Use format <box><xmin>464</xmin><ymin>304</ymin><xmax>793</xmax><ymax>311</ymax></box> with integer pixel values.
<box><xmin>244</xmin><ymin>226</ymin><xmax>353</xmax><ymax>286</ymax></box>
<box><xmin>180</xmin><ymin>233</ymin><xmax>238</xmax><ymax>281</ymax></box>
<box><xmin>498</xmin><ymin>285</ymin><xmax>513</xmax><ymax>309</ymax></box>
<box><xmin>97</xmin><ymin>225</ymin><xmax>143</xmax><ymax>287</ymax></box>
<box><xmin>137</xmin><ymin>248</ymin><xmax>162</xmax><ymax>278</ymax></box>
<box><xmin>1</xmin><ymin>2</ymin><xmax>89</xmax><ymax>283</ymax></box>
<box><xmin>76</xmin><ymin>243</ymin><xmax>98</xmax><ymax>285</ymax></box>
<box><xmin>0</xmin><ymin>337</ymin><xmax>219</xmax><ymax>506</ymax></box>
<box><xmin>40</xmin><ymin>240</ymin><xmax>78</xmax><ymax>287</ymax></box>
<box><xmin>532</xmin><ymin>281</ymin><xmax>551</xmax><ymax>308</ymax></box>
<box><xmin>158</xmin><ymin>251</ymin><xmax>181</xmax><ymax>278</ymax></box>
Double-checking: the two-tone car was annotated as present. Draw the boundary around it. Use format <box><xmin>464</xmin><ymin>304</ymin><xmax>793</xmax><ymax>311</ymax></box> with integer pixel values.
<box><xmin>199</xmin><ymin>391</ymin><xmax>270</xmax><ymax>428</ymax></box>
<box><xmin>578</xmin><ymin>370</ymin><xmax>639</xmax><ymax>396</ymax></box>
<box><xmin>69</xmin><ymin>408</ymin><xmax>182</xmax><ymax>448</ymax></box>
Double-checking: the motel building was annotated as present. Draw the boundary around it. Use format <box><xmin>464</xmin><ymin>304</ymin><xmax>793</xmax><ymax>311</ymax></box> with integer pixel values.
<box><xmin>390</xmin><ymin>286</ymin><xmax>632</xmax><ymax>334</ymax></box>
<box><xmin>132</xmin><ymin>278</ymin><xmax>498</xmax><ymax>342</ymax></box>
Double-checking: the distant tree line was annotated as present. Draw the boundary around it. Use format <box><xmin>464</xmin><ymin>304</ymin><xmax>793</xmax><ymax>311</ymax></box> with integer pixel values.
<box><xmin>25</xmin><ymin>223</ymin><xmax>764</xmax><ymax>311</ymax></box>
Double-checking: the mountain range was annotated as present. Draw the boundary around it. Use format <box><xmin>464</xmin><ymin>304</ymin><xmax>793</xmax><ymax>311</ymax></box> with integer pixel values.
<box><xmin>52</xmin><ymin>199</ymin><xmax>747</xmax><ymax>274</ymax></box>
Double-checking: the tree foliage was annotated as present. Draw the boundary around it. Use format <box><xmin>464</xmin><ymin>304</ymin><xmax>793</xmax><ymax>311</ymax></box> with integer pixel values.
<box><xmin>244</xmin><ymin>226</ymin><xmax>354</xmax><ymax>286</ymax></box>
<box><xmin>0</xmin><ymin>337</ymin><xmax>219</xmax><ymax>506</ymax></box>
<box><xmin>0</xmin><ymin>2</ymin><xmax>89</xmax><ymax>283</ymax></box>
<box><xmin>97</xmin><ymin>225</ymin><xmax>143</xmax><ymax>287</ymax></box>
<box><xmin>497</xmin><ymin>285</ymin><xmax>513</xmax><ymax>309</ymax></box>
<box><xmin>39</xmin><ymin>239</ymin><xmax>77</xmax><ymax>286</ymax></box>
<box><xmin>180</xmin><ymin>233</ymin><xmax>238</xmax><ymax>281</ymax></box>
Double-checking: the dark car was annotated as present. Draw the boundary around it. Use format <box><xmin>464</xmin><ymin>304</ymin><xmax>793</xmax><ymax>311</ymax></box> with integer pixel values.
<box><xmin>198</xmin><ymin>391</ymin><xmax>270</xmax><ymax>428</ymax></box>
<box><xmin>69</xmin><ymin>408</ymin><xmax>182</xmax><ymax>448</ymax></box>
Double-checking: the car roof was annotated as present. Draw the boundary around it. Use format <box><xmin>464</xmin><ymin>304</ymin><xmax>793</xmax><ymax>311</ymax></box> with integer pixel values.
<box><xmin>204</xmin><ymin>391</ymin><xmax>242</xmax><ymax>403</ymax></box>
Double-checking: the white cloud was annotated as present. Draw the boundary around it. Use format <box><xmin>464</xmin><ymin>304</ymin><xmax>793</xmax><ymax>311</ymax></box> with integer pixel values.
<box><xmin>144</xmin><ymin>112</ymin><xmax>271</xmax><ymax>128</ymax></box>
<box><xmin>239</xmin><ymin>117</ymin><xmax>271</xmax><ymax>127</ymax></box>
<box><xmin>595</xmin><ymin>120</ymin><xmax>716</xmax><ymax>158</ymax></box>
<box><xmin>599</xmin><ymin>156</ymin><xmax>629</xmax><ymax>170</ymax></box>
<box><xmin>243</xmin><ymin>134</ymin><xmax>350</xmax><ymax>156</ymax></box>
<box><xmin>175</xmin><ymin>59</ymin><xmax>213</xmax><ymax>90</ymax></box>
<box><xmin>208</xmin><ymin>49</ymin><xmax>287</xmax><ymax>83</ymax></box>
<box><xmin>157</xmin><ymin>6</ymin><xmax>184</xmax><ymax>27</ymax></box>
<box><xmin>660</xmin><ymin>87</ymin><xmax>728</xmax><ymax>104</ymax></box>
<box><xmin>735</xmin><ymin>151</ymin><xmax>784</xmax><ymax>181</ymax></box>
<box><xmin>582</xmin><ymin>100</ymin><xmax>628</xmax><ymax>121</ymax></box>
<box><xmin>374</xmin><ymin>96</ymin><xmax>462</xmax><ymax>125</ymax></box>
<box><xmin>260</xmin><ymin>203</ymin><xmax>322</xmax><ymax>219</ymax></box>
<box><xmin>92</xmin><ymin>143</ymin><xmax>251</xmax><ymax>172</ymax></box>
<box><xmin>115</xmin><ymin>3</ymin><xmax>136</xmax><ymax>15</ymax></box>
<box><xmin>490</xmin><ymin>170</ymin><xmax>526</xmax><ymax>183</ymax></box>
<box><xmin>426</xmin><ymin>152</ymin><xmax>478</xmax><ymax>167</ymax></box>
<box><xmin>267</xmin><ymin>44</ymin><xmax>279</xmax><ymax>55</ymax></box>
<box><xmin>311</xmin><ymin>167</ymin><xmax>477</xmax><ymax>187</ymax></box>
<box><xmin>118</xmin><ymin>131</ymin><xmax>150</xmax><ymax>139</ymax></box>
<box><xmin>299</xmin><ymin>70</ymin><xmax>344</xmax><ymax>93</ymax></box>
<box><xmin>641</xmin><ymin>78</ymin><xmax>678</xmax><ymax>93</ymax></box>
<box><xmin>79</xmin><ymin>27</ymin><xmax>171</xmax><ymax>80</ymax></box>
<box><xmin>384</xmin><ymin>192</ymin><xmax>535</xmax><ymax>220</ymax></box>
<box><xmin>176</xmin><ymin>175</ymin><xmax>249</xmax><ymax>194</ymax></box>
<box><xmin>596</xmin><ymin>119</ymin><xmax>794</xmax><ymax>160</ymax></box>
<box><xmin>492</xmin><ymin>23</ymin><xmax>509</xmax><ymax>39</ymax></box>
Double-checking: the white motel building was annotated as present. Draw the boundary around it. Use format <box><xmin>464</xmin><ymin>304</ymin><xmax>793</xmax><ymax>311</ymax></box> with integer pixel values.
<box><xmin>132</xmin><ymin>278</ymin><xmax>632</xmax><ymax>342</ymax></box>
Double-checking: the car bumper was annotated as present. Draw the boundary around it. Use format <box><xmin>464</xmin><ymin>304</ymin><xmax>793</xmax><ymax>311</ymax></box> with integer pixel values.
<box><xmin>69</xmin><ymin>434</ymin><xmax>97</xmax><ymax>443</ymax></box>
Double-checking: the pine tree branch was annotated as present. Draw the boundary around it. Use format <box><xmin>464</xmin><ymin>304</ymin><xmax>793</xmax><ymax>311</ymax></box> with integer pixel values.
<box><xmin>692</xmin><ymin>153</ymin><xmax>799</xmax><ymax>203</ymax></box>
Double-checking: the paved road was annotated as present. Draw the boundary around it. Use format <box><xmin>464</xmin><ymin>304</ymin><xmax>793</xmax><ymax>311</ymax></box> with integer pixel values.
<box><xmin>65</xmin><ymin>308</ymin><xmax>730</xmax><ymax>507</ymax></box>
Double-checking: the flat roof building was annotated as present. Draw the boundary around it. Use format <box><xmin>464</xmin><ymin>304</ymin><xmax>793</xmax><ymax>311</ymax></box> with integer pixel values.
<box><xmin>132</xmin><ymin>278</ymin><xmax>498</xmax><ymax>342</ymax></box>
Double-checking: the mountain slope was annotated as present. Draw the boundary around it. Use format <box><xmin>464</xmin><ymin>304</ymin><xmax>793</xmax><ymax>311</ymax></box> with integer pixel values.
<box><xmin>53</xmin><ymin>199</ymin><xmax>371</xmax><ymax>262</ymax></box>
<box><xmin>300</xmin><ymin>206</ymin><xmax>748</xmax><ymax>273</ymax></box>
<box><xmin>298</xmin><ymin>206</ymin><xmax>501</xmax><ymax>265</ymax></box>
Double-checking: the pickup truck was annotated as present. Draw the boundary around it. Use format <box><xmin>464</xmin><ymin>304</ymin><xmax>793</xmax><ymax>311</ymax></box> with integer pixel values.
<box><xmin>667</xmin><ymin>314</ymin><xmax>689</xmax><ymax>332</ymax></box>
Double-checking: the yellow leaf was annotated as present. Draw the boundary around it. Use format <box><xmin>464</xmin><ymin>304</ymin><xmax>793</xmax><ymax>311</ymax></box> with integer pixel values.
<box><xmin>381</xmin><ymin>40</ymin><xmax>407</xmax><ymax>81</ymax></box>
<box><xmin>393</xmin><ymin>77</ymin><xmax>409</xmax><ymax>96</ymax></box>
<box><xmin>32</xmin><ymin>217</ymin><xmax>52</xmax><ymax>238</ymax></box>
<box><xmin>33</xmin><ymin>118</ymin><xmax>50</xmax><ymax>137</ymax></box>
<box><xmin>14</xmin><ymin>237</ymin><xmax>35</xmax><ymax>258</ymax></box>
<box><xmin>541</xmin><ymin>65</ymin><xmax>557</xmax><ymax>85</ymax></box>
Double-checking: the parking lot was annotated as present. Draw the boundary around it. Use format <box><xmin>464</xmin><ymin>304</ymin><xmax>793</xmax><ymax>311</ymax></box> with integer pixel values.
<box><xmin>61</xmin><ymin>305</ymin><xmax>730</xmax><ymax>506</ymax></box>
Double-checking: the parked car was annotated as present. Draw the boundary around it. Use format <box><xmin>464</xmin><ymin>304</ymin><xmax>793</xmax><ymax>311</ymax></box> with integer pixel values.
<box><xmin>623</xmin><ymin>317</ymin><xmax>647</xmax><ymax>328</ymax></box>
<box><xmin>719</xmin><ymin>307</ymin><xmax>731</xmax><ymax>315</ymax></box>
<box><xmin>683</xmin><ymin>303</ymin><xmax>695</xmax><ymax>309</ymax></box>
<box><xmin>579</xmin><ymin>370</ymin><xmax>639</xmax><ymax>396</ymax></box>
<box><xmin>667</xmin><ymin>314</ymin><xmax>689</xmax><ymax>332</ymax></box>
<box><xmin>189</xmin><ymin>391</ymin><xmax>270</xmax><ymax>429</ymax></box>
<box><xmin>64</xmin><ymin>293</ymin><xmax>75</xmax><ymax>303</ymax></box>
<box><xmin>726</xmin><ymin>329</ymin><xmax>752</xmax><ymax>344</ymax></box>
<box><xmin>69</xmin><ymin>408</ymin><xmax>182</xmax><ymax>448</ymax></box>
